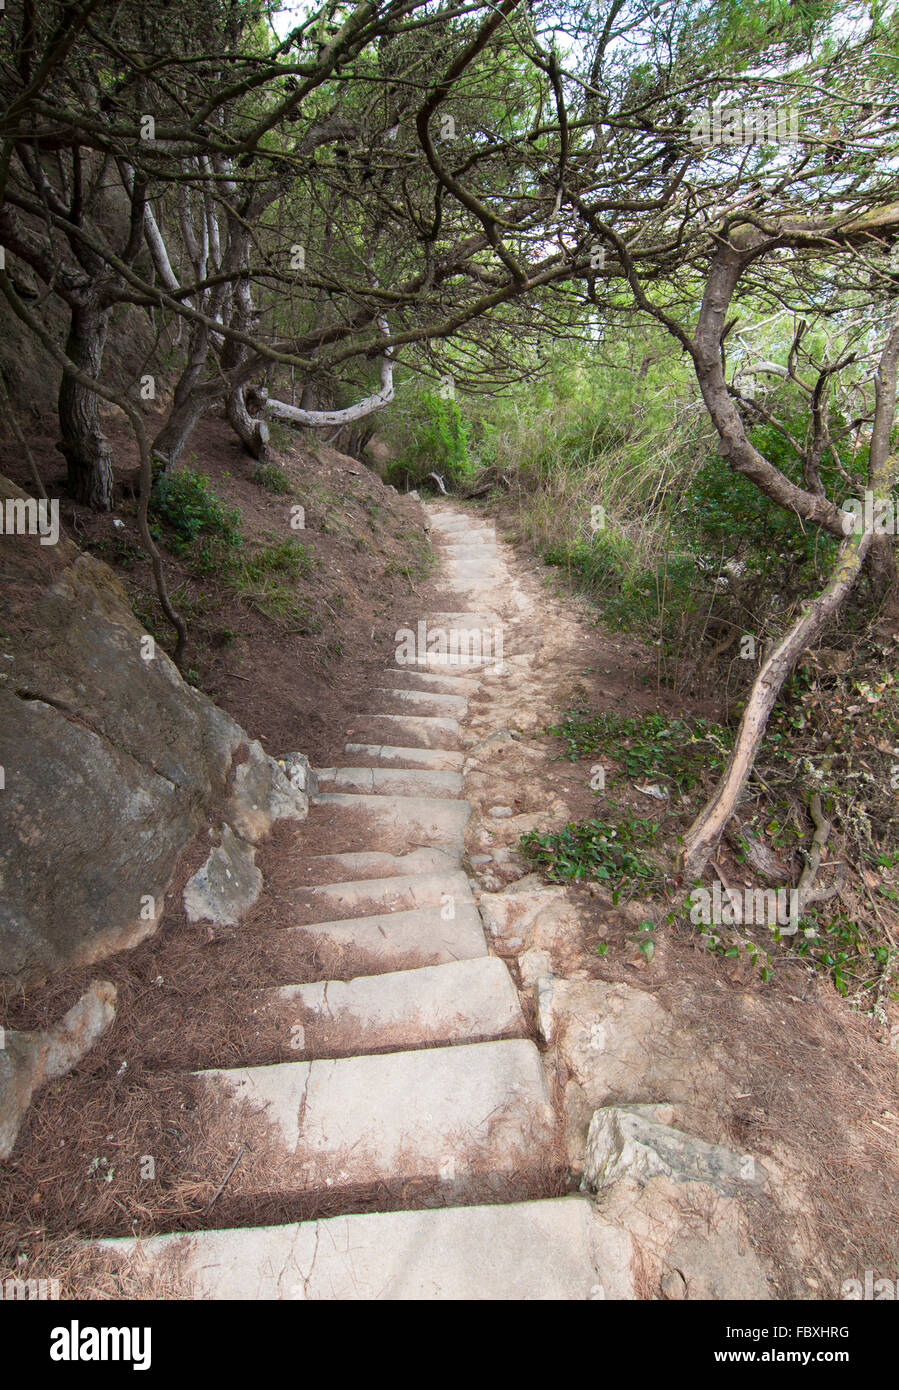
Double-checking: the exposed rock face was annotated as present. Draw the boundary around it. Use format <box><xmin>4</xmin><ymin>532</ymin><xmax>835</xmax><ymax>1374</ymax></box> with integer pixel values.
<box><xmin>536</xmin><ymin>976</ymin><xmax>728</xmax><ymax>1116</ymax></box>
<box><xmin>0</xmin><ymin>475</ymin><xmax>309</xmax><ymax>983</ymax></box>
<box><xmin>0</xmin><ymin>980</ymin><xmax>117</xmax><ymax>1158</ymax></box>
<box><xmin>583</xmin><ymin>1104</ymin><xmax>767</xmax><ymax>1196</ymax></box>
<box><xmin>184</xmin><ymin>824</ymin><xmax>264</xmax><ymax>928</ymax></box>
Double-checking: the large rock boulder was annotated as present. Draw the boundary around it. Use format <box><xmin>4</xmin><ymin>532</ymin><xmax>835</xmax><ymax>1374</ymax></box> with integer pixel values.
<box><xmin>0</xmin><ymin>475</ymin><xmax>309</xmax><ymax>983</ymax></box>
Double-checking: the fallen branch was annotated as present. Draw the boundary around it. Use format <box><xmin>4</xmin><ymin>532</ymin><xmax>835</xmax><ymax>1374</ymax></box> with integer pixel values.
<box><xmin>203</xmin><ymin>1144</ymin><xmax>246</xmax><ymax>1213</ymax></box>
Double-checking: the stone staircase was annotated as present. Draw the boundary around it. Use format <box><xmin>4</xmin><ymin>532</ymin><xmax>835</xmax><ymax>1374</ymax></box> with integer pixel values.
<box><xmin>98</xmin><ymin>507</ymin><xmax>634</xmax><ymax>1299</ymax></box>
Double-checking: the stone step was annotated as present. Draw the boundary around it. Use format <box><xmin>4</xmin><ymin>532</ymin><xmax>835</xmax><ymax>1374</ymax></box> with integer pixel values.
<box><xmin>294</xmin><ymin>870</ymin><xmax>474</xmax><ymax>923</ymax></box>
<box><xmin>345</xmin><ymin>714</ymin><xmax>462</xmax><ymax>750</ymax></box>
<box><xmin>436</xmin><ymin>547</ymin><xmax>498</xmax><ymax>562</ymax></box>
<box><xmin>301</xmin><ymin>848</ymin><xmax>461</xmax><ymax>883</ymax></box>
<box><xmin>427</xmin><ymin>517</ymin><xmax>492</xmax><ymax>533</ymax></box>
<box><xmin>441</xmin><ymin>558</ymin><xmax>500</xmax><ymax>581</ymax></box>
<box><xmin>99</xmin><ymin>1195</ymin><xmax>632</xmax><ymax>1300</ymax></box>
<box><xmin>442</xmin><ymin>548</ymin><xmax>499</xmax><ymax>565</ymax></box>
<box><xmin>425</xmin><ymin>611</ymin><xmax>502</xmax><ymax>627</ymax></box>
<box><xmin>384</xmin><ymin>669</ymin><xmax>481</xmax><ymax>696</ymax></box>
<box><xmin>314</xmin><ymin>767</ymin><xmax>463</xmax><ymax>799</ymax></box>
<box><xmin>278</xmin><ymin>904</ymin><xmax>488</xmax><ymax>975</ymax></box>
<box><xmin>368</xmin><ymin>687</ymin><xmax>469</xmax><ymax>719</ymax></box>
<box><xmin>439</xmin><ymin>541</ymin><xmax>498</xmax><ymax>555</ymax></box>
<box><xmin>344</xmin><ymin>744</ymin><xmax>465</xmax><ymax>772</ymax></box>
<box><xmin>259</xmin><ymin>957</ymin><xmax>524</xmax><ymax>1058</ymax></box>
<box><xmin>184</xmin><ymin>1039</ymin><xmax>555</xmax><ymax>1198</ymax></box>
<box><xmin>387</xmin><ymin>655</ymin><xmax>500</xmax><ymax>676</ymax></box>
<box><xmin>131</xmin><ymin>957</ymin><xmax>521</xmax><ymax>1070</ymax></box>
<box><xmin>309</xmin><ymin>793</ymin><xmax>470</xmax><ymax>852</ymax></box>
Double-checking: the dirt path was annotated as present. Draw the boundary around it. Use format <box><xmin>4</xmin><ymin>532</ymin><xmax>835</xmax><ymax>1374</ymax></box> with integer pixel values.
<box><xmin>86</xmin><ymin>504</ymin><xmax>637</xmax><ymax>1298</ymax></box>
<box><xmin>73</xmin><ymin>500</ymin><xmax>899</xmax><ymax>1300</ymax></box>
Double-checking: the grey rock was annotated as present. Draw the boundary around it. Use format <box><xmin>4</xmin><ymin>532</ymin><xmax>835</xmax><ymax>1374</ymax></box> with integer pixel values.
<box><xmin>276</xmin><ymin>752</ymin><xmax>317</xmax><ymax>797</ymax></box>
<box><xmin>535</xmin><ymin>978</ymin><xmax>727</xmax><ymax>1113</ymax></box>
<box><xmin>0</xmin><ymin>474</ymin><xmax>309</xmax><ymax>982</ymax></box>
<box><xmin>0</xmin><ymin>980</ymin><xmax>116</xmax><ymax>1158</ymax></box>
<box><xmin>583</xmin><ymin>1106</ymin><xmax>766</xmax><ymax>1197</ymax></box>
<box><xmin>519</xmin><ymin>947</ymin><xmax>553</xmax><ymax>988</ymax></box>
<box><xmin>225</xmin><ymin>741</ymin><xmax>308</xmax><ymax>844</ymax></box>
<box><xmin>183</xmin><ymin>826</ymin><xmax>263</xmax><ymax>927</ymax></box>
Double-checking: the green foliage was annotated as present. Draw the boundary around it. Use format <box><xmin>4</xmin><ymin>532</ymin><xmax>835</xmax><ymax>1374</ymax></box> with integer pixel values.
<box><xmin>681</xmin><ymin>423</ymin><xmax>852</xmax><ymax>575</ymax></box>
<box><xmin>543</xmin><ymin>534</ymin><xmax>699</xmax><ymax>632</ymax></box>
<box><xmin>520</xmin><ymin>814</ymin><xmax>662</xmax><ymax>888</ymax></box>
<box><xmin>238</xmin><ymin>537</ymin><xmax>314</xmax><ymax>581</ymax></box>
<box><xmin>546</xmin><ymin>708</ymin><xmax>732</xmax><ymax>794</ymax></box>
<box><xmin>385</xmin><ymin>389</ymin><xmax>472</xmax><ymax>490</ymax></box>
<box><xmin>793</xmin><ymin>905</ymin><xmax>894</xmax><ymax>998</ymax></box>
<box><xmin>690</xmin><ymin>891</ymin><xmax>897</xmax><ymax>998</ymax></box>
<box><xmin>229</xmin><ymin>539</ymin><xmax>318</xmax><ymax>628</ymax></box>
<box><xmin>692</xmin><ymin>917</ymin><xmax>774</xmax><ymax>983</ymax></box>
<box><xmin>89</xmin><ymin>533</ymin><xmax>143</xmax><ymax>568</ymax></box>
<box><xmin>150</xmin><ymin>467</ymin><xmax>242</xmax><ymax>553</ymax></box>
<box><xmin>249</xmin><ymin>463</ymin><xmax>293</xmax><ymax>495</ymax></box>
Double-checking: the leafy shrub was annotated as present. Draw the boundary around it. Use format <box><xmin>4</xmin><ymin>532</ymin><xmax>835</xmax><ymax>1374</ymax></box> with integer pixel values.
<box><xmin>385</xmin><ymin>390</ymin><xmax>472</xmax><ymax>490</ymax></box>
<box><xmin>249</xmin><ymin>463</ymin><xmax>293</xmax><ymax>494</ymax></box>
<box><xmin>543</xmin><ymin>533</ymin><xmax>699</xmax><ymax>631</ymax></box>
<box><xmin>150</xmin><ymin>467</ymin><xmax>242</xmax><ymax>552</ymax></box>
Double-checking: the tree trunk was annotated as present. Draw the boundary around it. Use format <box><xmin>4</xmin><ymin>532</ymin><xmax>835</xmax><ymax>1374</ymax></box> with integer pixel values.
<box><xmin>225</xmin><ymin>383</ymin><xmax>269</xmax><ymax>460</ymax></box>
<box><xmin>679</xmin><ymin>310</ymin><xmax>899</xmax><ymax>878</ymax></box>
<box><xmin>57</xmin><ymin>301</ymin><xmax>114</xmax><ymax>510</ymax></box>
<box><xmin>678</xmin><ymin>536</ymin><xmax>873</xmax><ymax>878</ymax></box>
<box><xmin>865</xmin><ymin>531</ymin><xmax>898</xmax><ymax>605</ymax></box>
<box><xmin>150</xmin><ymin>391</ymin><xmax>210</xmax><ymax>472</ymax></box>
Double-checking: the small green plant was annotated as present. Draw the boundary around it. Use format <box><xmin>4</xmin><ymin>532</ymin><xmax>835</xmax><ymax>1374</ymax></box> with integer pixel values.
<box><xmin>793</xmin><ymin>904</ymin><xmax>895</xmax><ymax>999</ymax></box>
<box><xmin>249</xmin><ymin>463</ymin><xmax>293</xmax><ymax>494</ymax></box>
<box><xmin>90</xmin><ymin>533</ymin><xmax>143</xmax><ymax>567</ymax></box>
<box><xmin>545</xmin><ymin>708</ymin><xmax>732</xmax><ymax>795</ymax></box>
<box><xmin>239</xmin><ymin>538</ymin><xmax>315</xmax><ymax>581</ymax></box>
<box><xmin>694</xmin><ymin>920</ymin><xmax>774</xmax><ymax>982</ymax></box>
<box><xmin>230</xmin><ymin>539</ymin><xmax>317</xmax><ymax>627</ymax></box>
<box><xmin>520</xmin><ymin>814</ymin><xmax>662</xmax><ymax>888</ymax></box>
